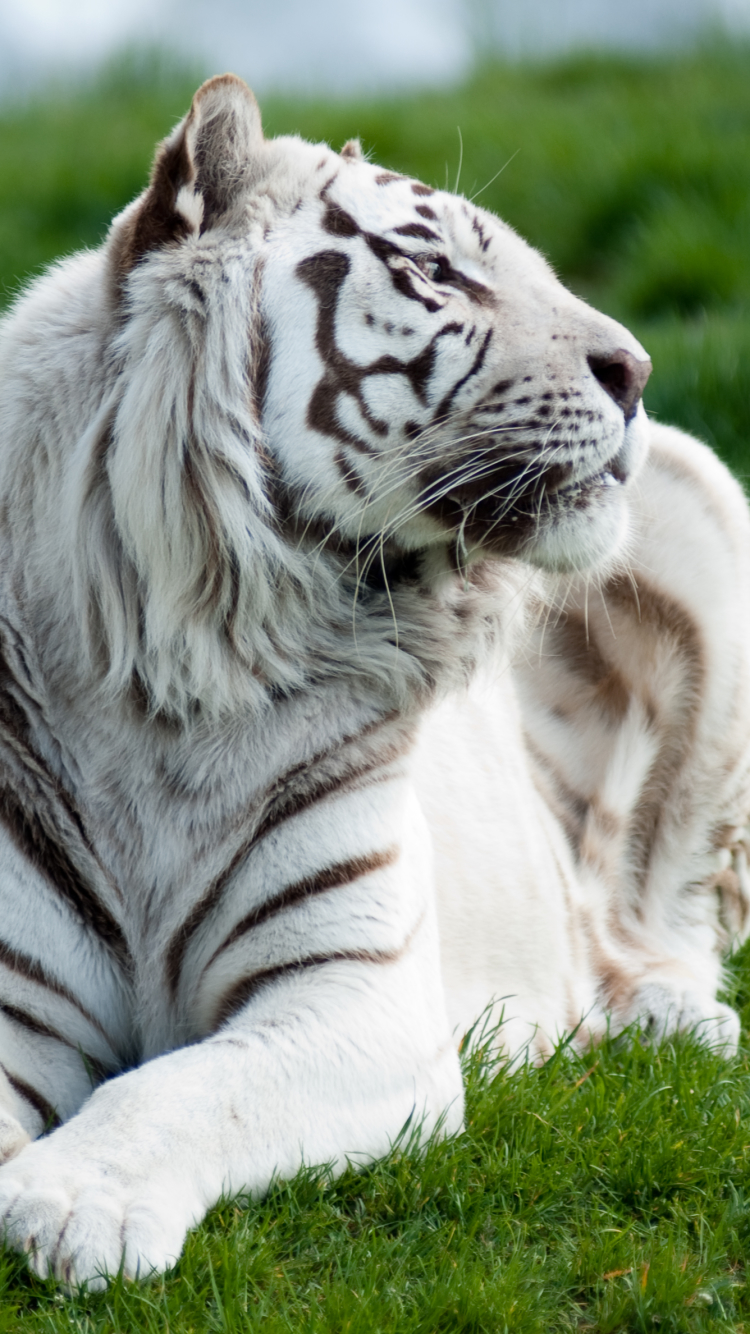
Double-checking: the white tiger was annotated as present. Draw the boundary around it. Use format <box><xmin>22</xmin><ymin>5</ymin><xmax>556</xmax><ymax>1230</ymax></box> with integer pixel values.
<box><xmin>0</xmin><ymin>73</ymin><xmax>748</xmax><ymax>1288</ymax></box>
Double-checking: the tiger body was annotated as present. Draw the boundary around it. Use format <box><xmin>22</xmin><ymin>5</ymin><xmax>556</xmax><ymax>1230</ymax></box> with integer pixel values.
<box><xmin>0</xmin><ymin>74</ymin><xmax>748</xmax><ymax>1285</ymax></box>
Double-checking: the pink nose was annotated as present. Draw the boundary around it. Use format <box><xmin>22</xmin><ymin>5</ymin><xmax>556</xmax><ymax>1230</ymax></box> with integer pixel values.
<box><xmin>588</xmin><ymin>349</ymin><xmax>652</xmax><ymax>423</ymax></box>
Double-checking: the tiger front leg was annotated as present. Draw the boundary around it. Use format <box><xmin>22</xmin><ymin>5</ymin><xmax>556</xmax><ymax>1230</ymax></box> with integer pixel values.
<box><xmin>0</xmin><ymin>1069</ymin><xmax>31</xmax><ymax>1166</ymax></box>
<box><xmin>516</xmin><ymin>421</ymin><xmax>750</xmax><ymax>1048</ymax></box>
<box><xmin>0</xmin><ymin>906</ymin><xmax>459</xmax><ymax>1287</ymax></box>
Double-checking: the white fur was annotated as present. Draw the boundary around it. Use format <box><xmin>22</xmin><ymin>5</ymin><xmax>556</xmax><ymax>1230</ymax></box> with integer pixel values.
<box><xmin>0</xmin><ymin>75</ymin><xmax>747</xmax><ymax>1287</ymax></box>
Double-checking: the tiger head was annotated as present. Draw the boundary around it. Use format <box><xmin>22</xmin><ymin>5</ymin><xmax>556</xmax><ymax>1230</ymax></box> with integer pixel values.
<box><xmin>100</xmin><ymin>73</ymin><xmax>651</xmax><ymax>712</ymax></box>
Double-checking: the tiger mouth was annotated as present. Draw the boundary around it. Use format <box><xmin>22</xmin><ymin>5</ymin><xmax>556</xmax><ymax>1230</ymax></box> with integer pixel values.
<box><xmin>413</xmin><ymin>440</ymin><xmax>633</xmax><ymax>557</ymax></box>
<box><xmin>551</xmin><ymin>446</ymin><xmax>630</xmax><ymax>505</ymax></box>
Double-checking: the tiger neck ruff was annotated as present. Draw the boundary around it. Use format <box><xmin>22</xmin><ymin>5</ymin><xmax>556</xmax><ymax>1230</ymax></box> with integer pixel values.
<box><xmin>0</xmin><ymin>74</ymin><xmax>748</xmax><ymax>1288</ymax></box>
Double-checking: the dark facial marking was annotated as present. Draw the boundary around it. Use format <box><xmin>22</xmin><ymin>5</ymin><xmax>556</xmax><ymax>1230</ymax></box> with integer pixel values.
<box><xmin>319</xmin><ymin>174</ymin><xmax>339</xmax><ymax>200</ymax></box>
<box><xmin>472</xmin><ymin>215</ymin><xmax>491</xmax><ymax>253</ymax></box>
<box><xmin>411</xmin><ymin>183</ymin><xmax>435</xmax><ymax>196</ymax></box>
<box><xmin>420</xmin><ymin>450</ymin><xmax>545</xmax><ymax>557</ymax></box>
<box><xmin>430</xmin><ymin>259</ymin><xmax>493</xmax><ymax>306</ymax></box>
<box><xmin>364</xmin><ymin>233</ymin><xmax>441</xmax><ymax>313</ymax></box>
<box><xmin>416</xmin><ymin>205</ymin><xmax>438</xmax><ymax>220</ymax></box>
<box><xmin>296</xmin><ymin>250</ymin><xmax>465</xmax><ymax>475</ymax></box>
<box><xmin>321</xmin><ymin>193</ymin><xmax>444</xmax><ymax>314</ymax></box>
<box><xmin>323</xmin><ymin>203</ymin><xmax>361</xmax><ymax>239</ymax></box>
<box><xmin>433</xmin><ymin>327</ymin><xmax>493</xmax><ymax>421</ymax></box>
<box><xmin>393</xmin><ymin>222</ymin><xmax>441</xmax><ymax>243</ymax></box>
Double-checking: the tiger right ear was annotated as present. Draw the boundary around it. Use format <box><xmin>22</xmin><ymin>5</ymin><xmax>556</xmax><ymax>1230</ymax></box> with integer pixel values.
<box><xmin>341</xmin><ymin>139</ymin><xmax>364</xmax><ymax>162</ymax></box>
<box><xmin>110</xmin><ymin>73</ymin><xmax>264</xmax><ymax>293</ymax></box>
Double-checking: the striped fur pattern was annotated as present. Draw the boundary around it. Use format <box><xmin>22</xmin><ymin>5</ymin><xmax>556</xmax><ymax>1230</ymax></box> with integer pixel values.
<box><xmin>0</xmin><ymin>74</ymin><xmax>747</xmax><ymax>1286</ymax></box>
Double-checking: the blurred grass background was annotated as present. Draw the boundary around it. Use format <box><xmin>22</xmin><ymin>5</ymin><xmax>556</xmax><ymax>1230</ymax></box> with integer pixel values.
<box><xmin>0</xmin><ymin>44</ymin><xmax>749</xmax><ymax>478</ymax></box>
<box><xmin>1</xmin><ymin>43</ymin><xmax>750</xmax><ymax>1332</ymax></box>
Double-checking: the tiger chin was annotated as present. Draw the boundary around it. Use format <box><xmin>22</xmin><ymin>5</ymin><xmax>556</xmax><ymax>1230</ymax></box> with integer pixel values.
<box><xmin>0</xmin><ymin>73</ymin><xmax>748</xmax><ymax>1288</ymax></box>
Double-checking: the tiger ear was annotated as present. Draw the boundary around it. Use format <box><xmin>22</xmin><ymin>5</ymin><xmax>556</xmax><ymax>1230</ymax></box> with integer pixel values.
<box><xmin>110</xmin><ymin>73</ymin><xmax>264</xmax><ymax>293</ymax></box>
<box><xmin>340</xmin><ymin>138</ymin><xmax>364</xmax><ymax>162</ymax></box>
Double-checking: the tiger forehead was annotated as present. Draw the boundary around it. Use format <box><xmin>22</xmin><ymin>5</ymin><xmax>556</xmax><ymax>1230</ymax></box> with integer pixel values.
<box><xmin>316</xmin><ymin>167</ymin><xmax>494</xmax><ymax>269</ymax></box>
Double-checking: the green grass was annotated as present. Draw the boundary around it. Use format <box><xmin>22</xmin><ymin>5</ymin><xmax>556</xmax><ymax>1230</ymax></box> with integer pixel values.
<box><xmin>1</xmin><ymin>42</ymin><xmax>750</xmax><ymax>1332</ymax></box>
<box><xmin>4</xmin><ymin>960</ymin><xmax>750</xmax><ymax>1332</ymax></box>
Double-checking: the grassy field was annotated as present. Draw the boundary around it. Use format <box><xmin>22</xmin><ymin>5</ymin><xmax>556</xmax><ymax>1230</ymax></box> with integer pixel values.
<box><xmin>1</xmin><ymin>42</ymin><xmax>750</xmax><ymax>1332</ymax></box>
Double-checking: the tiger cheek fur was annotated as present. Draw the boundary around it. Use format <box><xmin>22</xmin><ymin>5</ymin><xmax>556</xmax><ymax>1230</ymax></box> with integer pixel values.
<box><xmin>0</xmin><ymin>73</ymin><xmax>748</xmax><ymax>1289</ymax></box>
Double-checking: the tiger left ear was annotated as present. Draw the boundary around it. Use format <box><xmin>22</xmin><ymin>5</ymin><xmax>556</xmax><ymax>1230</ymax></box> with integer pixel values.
<box><xmin>341</xmin><ymin>139</ymin><xmax>364</xmax><ymax>162</ymax></box>
<box><xmin>110</xmin><ymin>73</ymin><xmax>265</xmax><ymax>294</ymax></box>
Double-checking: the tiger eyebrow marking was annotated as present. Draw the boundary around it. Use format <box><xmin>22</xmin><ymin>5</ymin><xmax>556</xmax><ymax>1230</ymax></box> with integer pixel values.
<box><xmin>319</xmin><ymin>187</ymin><xmax>470</xmax><ymax>313</ymax></box>
<box><xmin>471</xmin><ymin>214</ymin><xmax>492</xmax><ymax>253</ymax></box>
<box><xmin>392</xmin><ymin>223</ymin><xmax>441</xmax><ymax>243</ymax></box>
<box><xmin>361</xmin><ymin>234</ymin><xmax>441</xmax><ymax>314</ymax></box>
<box><xmin>202</xmin><ymin>846</ymin><xmax>399</xmax><ymax>973</ymax></box>
<box><xmin>323</xmin><ymin>203</ymin><xmax>360</xmax><ymax>238</ymax></box>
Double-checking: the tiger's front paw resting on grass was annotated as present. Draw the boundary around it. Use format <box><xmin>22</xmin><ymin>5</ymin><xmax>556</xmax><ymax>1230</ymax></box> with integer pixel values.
<box><xmin>0</xmin><ymin>1135</ymin><xmax>198</xmax><ymax>1288</ymax></box>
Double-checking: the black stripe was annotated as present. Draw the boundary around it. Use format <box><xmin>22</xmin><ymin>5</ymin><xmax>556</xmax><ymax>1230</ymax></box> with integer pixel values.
<box><xmin>164</xmin><ymin>715</ymin><xmax>412</xmax><ymax>999</ymax></box>
<box><xmin>393</xmin><ymin>222</ymin><xmax>441</xmax><ymax>242</ymax></box>
<box><xmin>433</xmin><ymin>327</ymin><xmax>493</xmax><ymax>422</ymax></box>
<box><xmin>0</xmin><ymin>786</ymin><xmax>131</xmax><ymax>974</ymax></box>
<box><xmin>0</xmin><ymin>1001</ymin><xmax>108</xmax><ymax>1084</ymax></box>
<box><xmin>212</xmin><ymin>944</ymin><xmax>403</xmax><ymax>1030</ymax></box>
<box><xmin>164</xmin><ymin>759</ymin><xmax>393</xmax><ymax>999</ymax></box>
<box><xmin>0</xmin><ymin>937</ymin><xmax>114</xmax><ymax>1047</ymax></box>
<box><xmin>0</xmin><ymin>636</ymin><xmax>130</xmax><ymax>973</ymax></box>
<box><xmin>1</xmin><ymin>1062</ymin><xmax>60</xmax><ymax>1131</ymax></box>
<box><xmin>203</xmin><ymin>846</ymin><xmax>398</xmax><ymax>972</ymax></box>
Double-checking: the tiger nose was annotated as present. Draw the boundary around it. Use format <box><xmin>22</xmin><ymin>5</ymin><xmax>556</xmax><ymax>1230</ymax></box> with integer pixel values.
<box><xmin>587</xmin><ymin>349</ymin><xmax>652</xmax><ymax>423</ymax></box>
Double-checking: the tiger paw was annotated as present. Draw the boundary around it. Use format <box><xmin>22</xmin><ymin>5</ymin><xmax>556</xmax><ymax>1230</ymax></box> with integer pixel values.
<box><xmin>626</xmin><ymin>980</ymin><xmax>740</xmax><ymax>1051</ymax></box>
<box><xmin>0</xmin><ymin>1135</ymin><xmax>195</xmax><ymax>1288</ymax></box>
